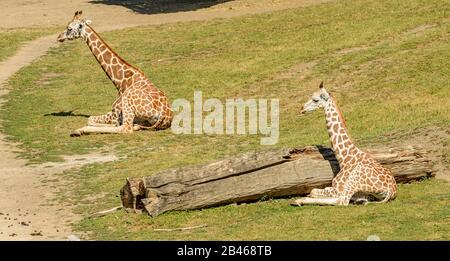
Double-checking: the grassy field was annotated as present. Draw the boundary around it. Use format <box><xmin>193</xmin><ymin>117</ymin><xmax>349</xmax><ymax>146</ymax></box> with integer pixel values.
<box><xmin>0</xmin><ymin>28</ymin><xmax>58</xmax><ymax>62</ymax></box>
<box><xmin>1</xmin><ymin>0</ymin><xmax>449</xmax><ymax>240</ymax></box>
<box><xmin>78</xmin><ymin>179</ymin><xmax>450</xmax><ymax>240</ymax></box>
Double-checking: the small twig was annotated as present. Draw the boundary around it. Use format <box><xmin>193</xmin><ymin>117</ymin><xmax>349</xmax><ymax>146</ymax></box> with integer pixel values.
<box><xmin>88</xmin><ymin>206</ymin><xmax>122</xmax><ymax>218</ymax></box>
<box><xmin>153</xmin><ymin>224</ymin><xmax>208</xmax><ymax>232</ymax></box>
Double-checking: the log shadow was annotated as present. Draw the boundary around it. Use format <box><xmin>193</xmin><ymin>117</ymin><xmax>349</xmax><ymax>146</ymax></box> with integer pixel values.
<box><xmin>44</xmin><ymin>110</ymin><xmax>90</xmax><ymax>118</ymax></box>
<box><xmin>316</xmin><ymin>145</ymin><xmax>341</xmax><ymax>176</ymax></box>
<box><xmin>88</xmin><ymin>0</ymin><xmax>232</xmax><ymax>15</ymax></box>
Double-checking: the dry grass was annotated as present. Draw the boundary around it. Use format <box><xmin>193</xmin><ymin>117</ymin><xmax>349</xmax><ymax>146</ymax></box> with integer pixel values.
<box><xmin>1</xmin><ymin>0</ymin><xmax>449</xmax><ymax>240</ymax></box>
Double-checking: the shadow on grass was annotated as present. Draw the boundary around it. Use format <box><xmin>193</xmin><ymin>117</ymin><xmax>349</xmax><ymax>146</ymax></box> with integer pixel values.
<box><xmin>44</xmin><ymin>110</ymin><xmax>90</xmax><ymax>118</ymax></box>
<box><xmin>88</xmin><ymin>0</ymin><xmax>231</xmax><ymax>15</ymax></box>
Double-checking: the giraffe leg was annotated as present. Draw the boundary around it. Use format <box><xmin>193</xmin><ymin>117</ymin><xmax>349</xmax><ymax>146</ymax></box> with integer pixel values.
<box><xmin>88</xmin><ymin>122</ymin><xmax>117</xmax><ymax>127</ymax></box>
<box><xmin>294</xmin><ymin>177</ymin><xmax>356</xmax><ymax>206</ymax></box>
<box><xmin>87</xmin><ymin>96</ymin><xmax>122</xmax><ymax>127</ymax></box>
<box><xmin>71</xmin><ymin>120</ymin><xmax>136</xmax><ymax>136</ymax></box>
<box><xmin>362</xmin><ymin>189</ymin><xmax>395</xmax><ymax>205</ymax></box>
<box><xmin>71</xmin><ymin>125</ymin><xmax>122</xmax><ymax>136</ymax></box>
<box><xmin>353</xmin><ymin>197</ymin><xmax>370</xmax><ymax>205</ymax></box>
<box><xmin>292</xmin><ymin>197</ymin><xmax>340</xmax><ymax>206</ymax></box>
<box><xmin>336</xmin><ymin>195</ymin><xmax>352</xmax><ymax>206</ymax></box>
<box><xmin>351</xmin><ymin>192</ymin><xmax>378</xmax><ymax>205</ymax></box>
<box><xmin>336</xmin><ymin>181</ymin><xmax>359</xmax><ymax>206</ymax></box>
<box><xmin>87</xmin><ymin>112</ymin><xmax>119</xmax><ymax>127</ymax></box>
<box><xmin>292</xmin><ymin>194</ymin><xmax>353</xmax><ymax>206</ymax></box>
<box><xmin>71</xmin><ymin>108</ymin><xmax>135</xmax><ymax>136</ymax></box>
<box><xmin>89</xmin><ymin>117</ymin><xmax>146</xmax><ymax>130</ymax></box>
<box><xmin>309</xmin><ymin>187</ymin><xmax>338</xmax><ymax>198</ymax></box>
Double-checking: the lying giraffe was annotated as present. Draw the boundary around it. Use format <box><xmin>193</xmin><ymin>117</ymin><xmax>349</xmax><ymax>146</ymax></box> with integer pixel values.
<box><xmin>57</xmin><ymin>11</ymin><xmax>173</xmax><ymax>136</ymax></box>
<box><xmin>293</xmin><ymin>82</ymin><xmax>397</xmax><ymax>206</ymax></box>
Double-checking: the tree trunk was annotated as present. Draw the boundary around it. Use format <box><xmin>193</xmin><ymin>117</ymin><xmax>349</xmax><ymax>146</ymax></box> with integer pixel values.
<box><xmin>120</xmin><ymin>146</ymin><xmax>435</xmax><ymax>217</ymax></box>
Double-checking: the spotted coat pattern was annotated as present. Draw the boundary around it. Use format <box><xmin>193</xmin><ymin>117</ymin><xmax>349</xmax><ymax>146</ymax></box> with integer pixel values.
<box><xmin>58</xmin><ymin>12</ymin><xmax>172</xmax><ymax>136</ymax></box>
<box><xmin>298</xmin><ymin>85</ymin><xmax>397</xmax><ymax>206</ymax></box>
<box><xmin>82</xmin><ymin>26</ymin><xmax>173</xmax><ymax>132</ymax></box>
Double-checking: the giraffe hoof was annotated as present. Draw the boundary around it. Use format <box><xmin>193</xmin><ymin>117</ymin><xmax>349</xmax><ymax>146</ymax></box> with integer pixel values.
<box><xmin>70</xmin><ymin>130</ymin><xmax>82</xmax><ymax>137</ymax></box>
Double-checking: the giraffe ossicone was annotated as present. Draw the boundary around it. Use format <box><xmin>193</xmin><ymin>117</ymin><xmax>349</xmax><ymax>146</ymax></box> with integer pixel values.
<box><xmin>294</xmin><ymin>82</ymin><xmax>397</xmax><ymax>206</ymax></box>
<box><xmin>57</xmin><ymin>11</ymin><xmax>173</xmax><ymax>136</ymax></box>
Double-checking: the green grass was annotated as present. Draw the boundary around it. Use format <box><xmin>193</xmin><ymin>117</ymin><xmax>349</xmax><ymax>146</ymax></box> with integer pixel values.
<box><xmin>1</xmin><ymin>0</ymin><xmax>449</xmax><ymax>240</ymax></box>
<box><xmin>0</xmin><ymin>28</ymin><xmax>59</xmax><ymax>62</ymax></box>
<box><xmin>76</xmin><ymin>179</ymin><xmax>450</xmax><ymax>240</ymax></box>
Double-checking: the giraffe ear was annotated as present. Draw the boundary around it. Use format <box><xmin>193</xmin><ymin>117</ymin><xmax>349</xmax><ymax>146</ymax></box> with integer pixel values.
<box><xmin>319</xmin><ymin>81</ymin><xmax>329</xmax><ymax>100</ymax></box>
<box><xmin>319</xmin><ymin>81</ymin><xmax>324</xmax><ymax>89</ymax></box>
<box><xmin>85</xmin><ymin>19</ymin><xmax>92</xmax><ymax>25</ymax></box>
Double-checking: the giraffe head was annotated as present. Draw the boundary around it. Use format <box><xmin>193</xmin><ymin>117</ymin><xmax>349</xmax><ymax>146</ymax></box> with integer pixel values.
<box><xmin>300</xmin><ymin>82</ymin><xmax>330</xmax><ymax>115</ymax></box>
<box><xmin>57</xmin><ymin>11</ymin><xmax>92</xmax><ymax>42</ymax></box>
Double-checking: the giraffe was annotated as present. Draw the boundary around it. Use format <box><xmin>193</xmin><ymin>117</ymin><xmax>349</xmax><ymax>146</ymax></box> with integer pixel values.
<box><xmin>293</xmin><ymin>82</ymin><xmax>397</xmax><ymax>206</ymax></box>
<box><xmin>56</xmin><ymin>11</ymin><xmax>173</xmax><ymax>136</ymax></box>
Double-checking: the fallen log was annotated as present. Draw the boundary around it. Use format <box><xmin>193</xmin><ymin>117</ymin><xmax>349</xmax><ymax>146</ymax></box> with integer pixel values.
<box><xmin>120</xmin><ymin>146</ymin><xmax>435</xmax><ymax>217</ymax></box>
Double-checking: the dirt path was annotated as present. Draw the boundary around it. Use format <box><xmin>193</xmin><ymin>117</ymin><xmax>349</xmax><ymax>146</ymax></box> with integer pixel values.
<box><xmin>0</xmin><ymin>0</ymin><xmax>334</xmax><ymax>29</ymax></box>
<box><xmin>0</xmin><ymin>0</ymin><xmax>335</xmax><ymax>240</ymax></box>
<box><xmin>0</xmin><ymin>38</ymin><xmax>118</xmax><ymax>240</ymax></box>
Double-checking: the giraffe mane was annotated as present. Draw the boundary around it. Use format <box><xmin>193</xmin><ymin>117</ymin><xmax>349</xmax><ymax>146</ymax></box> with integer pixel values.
<box><xmin>86</xmin><ymin>24</ymin><xmax>145</xmax><ymax>75</ymax></box>
<box><xmin>330</xmin><ymin>93</ymin><xmax>347</xmax><ymax>129</ymax></box>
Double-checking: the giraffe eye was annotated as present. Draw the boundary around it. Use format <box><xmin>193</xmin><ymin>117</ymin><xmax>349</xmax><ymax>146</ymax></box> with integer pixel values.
<box><xmin>313</xmin><ymin>98</ymin><xmax>319</xmax><ymax>102</ymax></box>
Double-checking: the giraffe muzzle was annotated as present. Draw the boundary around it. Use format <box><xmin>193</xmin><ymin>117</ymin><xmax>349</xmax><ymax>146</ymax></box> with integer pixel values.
<box><xmin>300</xmin><ymin>108</ymin><xmax>307</xmax><ymax>115</ymax></box>
<box><xmin>57</xmin><ymin>33</ymin><xmax>66</xmax><ymax>42</ymax></box>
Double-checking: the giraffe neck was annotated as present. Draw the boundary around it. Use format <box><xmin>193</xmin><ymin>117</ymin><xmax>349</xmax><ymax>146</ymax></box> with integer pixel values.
<box><xmin>82</xmin><ymin>25</ymin><xmax>140</xmax><ymax>93</ymax></box>
<box><xmin>323</xmin><ymin>96</ymin><xmax>360</xmax><ymax>166</ymax></box>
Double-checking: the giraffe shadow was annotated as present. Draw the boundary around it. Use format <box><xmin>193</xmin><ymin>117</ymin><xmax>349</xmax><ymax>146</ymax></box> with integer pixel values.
<box><xmin>44</xmin><ymin>110</ymin><xmax>90</xmax><ymax>118</ymax></box>
<box><xmin>316</xmin><ymin>145</ymin><xmax>341</xmax><ymax>176</ymax></box>
<box><xmin>88</xmin><ymin>0</ymin><xmax>232</xmax><ymax>15</ymax></box>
